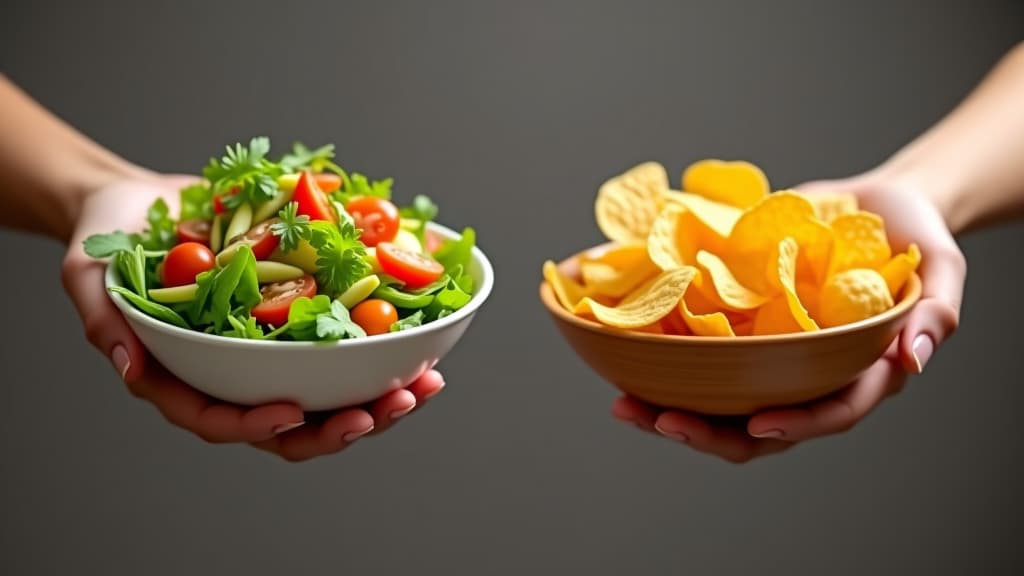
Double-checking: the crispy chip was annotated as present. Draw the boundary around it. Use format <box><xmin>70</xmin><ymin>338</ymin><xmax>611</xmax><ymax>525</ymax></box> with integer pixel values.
<box><xmin>796</xmin><ymin>280</ymin><xmax>820</xmax><ymax>322</ymax></box>
<box><xmin>828</xmin><ymin>211</ymin><xmax>891</xmax><ymax>276</ymax></box>
<box><xmin>681</xmin><ymin>159</ymin><xmax>769</xmax><ymax>209</ymax></box>
<box><xmin>765</xmin><ymin>237</ymin><xmax>819</xmax><ymax>332</ymax></box>
<box><xmin>679</xmin><ymin>296</ymin><xmax>735</xmax><ymax>336</ymax></box>
<box><xmin>580</xmin><ymin>255</ymin><xmax>660</xmax><ymax>298</ymax></box>
<box><xmin>579</xmin><ymin>243</ymin><xmax>650</xmax><ymax>268</ymax></box>
<box><xmin>664</xmin><ymin>191</ymin><xmax>742</xmax><ymax>240</ymax></box>
<box><xmin>879</xmin><ymin>243</ymin><xmax>921</xmax><ymax>299</ymax></box>
<box><xmin>695</xmin><ymin>250</ymin><xmax>767</xmax><ymax>310</ymax></box>
<box><xmin>798</xmin><ymin>191</ymin><xmax>859</xmax><ymax>223</ymax></box>
<box><xmin>573</xmin><ymin>267</ymin><xmax>697</xmax><ymax>328</ymax></box>
<box><xmin>544</xmin><ymin>260</ymin><xmax>591</xmax><ymax>311</ymax></box>
<box><xmin>817</xmin><ymin>268</ymin><xmax>894</xmax><ymax>328</ymax></box>
<box><xmin>752</xmin><ymin>296</ymin><xmax>806</xmax><ymax>335</ymax></box>
<box><xmin>595</xmin><ymin>162</ymin><xmax>669</xmax><ymax>244</ymax></box>
<box><xmin>660</xmin><ymin>308</ymin><xmax>692</xmax><ymax>335</ymax></box>
<box><xmin>647</xmin><ymin>204</ymin><xmax>695</xmax><ymax>271</ymax></box>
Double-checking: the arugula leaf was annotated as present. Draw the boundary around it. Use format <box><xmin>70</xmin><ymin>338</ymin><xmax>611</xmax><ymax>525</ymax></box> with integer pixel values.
<box><xmin>270</xmin><ymin>202</ymin><xmax>311</xmax><ymax>252</ymax></box>
<box><xmin>423</xmin><ymin>274</ymin><xmax>472</xmax><ymax>321</ymax></box>
<box><xmin>109</xmin><ymin>287</ymin><xmax>191</xmax><ymax>330</ymax></box>
<box><xmin>316</xmin><ymin>300</ymin><xmax>367</xmax><ymax>340</ymax></box>
<box><xmin>188</xmin><ymin>269</ymin><xmax>216</xmax><ymax>326</ymax></box>
<box><xmin>202</xmin><ymin>137</ymin><xmax>283</xmax><ymax>208</ymax></box>
<box><xmin>207</xmin><ymin>244</ymin><xmax>260</xmax><ymax>332</ymax></box>
<box><xmin>223</xmin><ymin>314</ymin><xmax>266</xmax><ymax>339</ymax></box>
<box><xmin>83</xmin><ymin>231</ymin><xmax>140</xmax><ymax>258</ymax></box>
<box><xmin>180</xmin><ymin>183</ymin><xmax>214</xmax><ymax>221</ymax></box>
<box><xmin>285</xmin><ymin>295</ymin><xmax>333</xmax><ymax>340</ymax></box>
<box><xmin>434</xmin><ymin>227</ymin><xmax>475</xmax><ymax>274</ymax></box>
<box><xmin>389</xmin><ymin>310</ymin><xmax>424</xmax><ymax>332</ymax></box>
<box><xmin>398</xmin><ymin>194</ymin><xmax>438</xmax><ymax>246</ymax></box>
<box><xmin>117</xmin><ymin>244</ymin><xmax>148</xmax><ymax>297</ymax></box>
<box><xmin>307</xmin><ymin>220</ymin><xmax>371</xmax><ymax>296</ymax></box>
<box><xmin>279</xmin><ymin>142</ymin><xmax>336</xmax><ymax>172</ymax></box>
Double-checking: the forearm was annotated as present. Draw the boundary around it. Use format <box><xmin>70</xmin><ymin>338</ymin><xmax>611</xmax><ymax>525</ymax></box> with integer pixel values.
<box><xmin>876</xmin><ymin>41</ymin><xmax>1024</xmax><ymax>235</ymax></box>
<box><xmin>0</xmin><ymin>75</ymin><xmax>152</xmax><ymax>242</ymax></box>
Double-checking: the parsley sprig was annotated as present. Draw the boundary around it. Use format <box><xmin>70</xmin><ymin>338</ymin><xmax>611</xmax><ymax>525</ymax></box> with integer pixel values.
<box><xmin>202</xmin><ymin>137</ymin><xmax>283</xmax><ymax>210</ymax></box>
<box><xmin>269</xmin><ymin>202</ymin><xmax>311</xmax><ymax>252</ymax></box>
<box><xmin>308</xmin><ymin>219</ymin><xmax>371</xmax><ymax>296</ymax></box>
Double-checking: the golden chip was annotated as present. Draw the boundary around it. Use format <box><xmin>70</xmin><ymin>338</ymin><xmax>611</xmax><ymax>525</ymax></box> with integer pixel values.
<box><xmin>595</xmin><ymin>162</ymin><xmax>669</xmax><ymax>244</ymax></box>
<box><xmin>828</xmin><ymin>211</ymin><xmax>892</xmax><ymax>276</ymax></box>
<box><xmin>580</xmin><ymin>255</ymin><xmax>660</xmax><ymax>298</ymax></box>
<box><xmin>573</xmin><ymin>267</ymin><xmax>697</xmax><ymax>328</ymax></box>
<box><xmin>695</xmin><ymin>250</ymin><xmax>767</xmax><ymax>310</ymax></box>
<box><xmin>681</xmin><ymin>159</ymin><xmax>769</xmax><ymax>209</ymax></box>
<box><xmin>879</xmin><ymin>243</ymin><xmax>921</xmax><ymax>299</ymax></box>
<box><xmin>817</xmin><ymin>268</ymin><xmax>894</xmax><ymax>328</ymax></box>
<box><xmin>679</xmin><ymin>296</ymin><xmax>735</xmax><ymax>337</ymax></box>
<box><xmin>663</xmin><ymin>191</ymin><xmax>742</xmax><ymax>241</ymax></box>
<box><xmin>544</xmin><ymin>260</ymin><xmax>592</xmax><ymax>311</ymax></box>
<box><xmin>647</xmin><ymin>203</ymin><xmax>695</xmax><ymax>271</ymax></box>
<box><xmin>797</xmin><ymin>191</ymin><xmax>859</xmax><ymax>223</ymax></box>
<box><xmin>579</xmin><ymin>243</ymin><xmax>650</xmax><ymax>269</ymax></box>
<box><xmin>765</xmin><ymin>237</ymin><xmax>819</xmax><ymax>332</ymax></box>
<box><xmin>752</xmin><ymin>296</ymin><xmax>807</xmax><ymax>335</ymax></box>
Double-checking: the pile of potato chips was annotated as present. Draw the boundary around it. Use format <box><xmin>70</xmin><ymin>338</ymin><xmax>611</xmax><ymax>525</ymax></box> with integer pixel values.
<box><xmin>543</xmin><ymin>160</ymin><xmax>921</xmax><ymax>336</ymax></box>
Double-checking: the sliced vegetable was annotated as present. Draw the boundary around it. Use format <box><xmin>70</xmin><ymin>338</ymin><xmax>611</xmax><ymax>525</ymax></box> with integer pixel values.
<box><xmin>217</xmin><ymin>217</ymin><xmax>282</xmax><ymax>266</ymax></box>
<box><xmin>293</xmin><ymin>171</ymin><xmax>336</xmax><ymax>222</ymax></box>
<box><xmin>255</xmin><ymin>261</ymin><xmax>305</xmax><ymax>284</ymax></box>
<box><xmin>338</xmin><ymin>274</ymin><xmax>381</xmax><ymax>309</ymax></box>
<box><xmin>149</xmin><ymin>284</ymin><xmax>200</xmax><ymax>304</ymax></box>
<box><xmin>224</xmin><ymin>201</ymin><xmax>253</xmax><ymax>244</ymax></box>
<box><xmin>376</xmin><ymin>242</ymin><xmax>444</xmax><ymax>289</ymax></box>
<box><xmin>177</xmin><ymin>219</ymin><xmax>212</xmax><ymax>245</ymax></box>
<box><xmin>252</xmin><ymin>274</ymin><xmax>318</xmax><ymax>327</ymax></box>
<box><xmin>209</xmin><ymin>213</ymin><xmax>225</xmax><ymax>253</ymax></box>
<box><xmin>252</xmin><ymin>184</ymin><xmax>295</xmax><ymax>224</ymax></box>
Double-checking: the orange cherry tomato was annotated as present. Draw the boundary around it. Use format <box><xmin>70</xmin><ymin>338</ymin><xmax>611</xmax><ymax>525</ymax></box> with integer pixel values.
<box><xmin>313</xmin><ymin>173</ymin><xmax>342</xmax><ymax>194</ymax></box>
<box><xmin>376</xmin><ymin>242</ymin><xmax>444</xmax><ymax>289</ymax></box>
<box><xmin>351</xmin><ymin>298</ymin><xmax>399</xmax><ymax>336</ymax></box>
<box><xmin>161</xmin><ymin>242</ymin><xmax>216</xmax><ymax>287</ymax></box>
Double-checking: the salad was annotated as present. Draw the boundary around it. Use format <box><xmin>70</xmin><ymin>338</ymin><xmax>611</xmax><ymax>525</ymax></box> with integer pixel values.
<box><xmin>85</xmin><ymin>137</ymin><xmax>477</xmax><ymax>342</ymax></box>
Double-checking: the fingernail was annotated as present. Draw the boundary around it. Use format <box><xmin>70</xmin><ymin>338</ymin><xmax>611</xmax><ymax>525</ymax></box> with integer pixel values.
<box><xmin>654</xmin><ymin>423</ymin><xmax>689</xmax><ymax>443</ymax></box>
<box><xmin>388</xmin><ymin>404</ymin><xmax>415</xmax><ymax>420</ymax></box>
<box><xmin>111</xmin><ymin>345</ymin><xmax>130</xmax><ymax>380</ymax></box>
<box><xmin>272</xmin><ymin>422</ymin><xmax>304</xmax><ymax>435</ymax></box>
<box><xmin>424</xmin><ymin>380</ymin><xmax>446</xmax><ymax>400</ymax></box>
<box><xmin>343</xmin><ymin>424</ymin><xmax>374</xmax><ymax>443</ymax></box>
<box><xmin>912</xmin><ymin>334</ymin><xmax>934</xmax><ymax>374</ymax></box>
<box><xmin>751</xmin><ymin>428</ymin><xmax>784</xmax><ymax>439</ymax></box>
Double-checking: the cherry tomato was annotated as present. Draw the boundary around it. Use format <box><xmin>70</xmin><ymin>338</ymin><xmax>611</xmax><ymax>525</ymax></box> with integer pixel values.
<box><xmin>346</xmin><ymin>196</ymin><xmax>399</xmax><ymax>247</ymax></box>
<box><xmin>351</xmin><ymin>299</ymin><xmax>398</xmax><ymax>336</ymax></box>
<box><xmin>376</xmin><ymin>242</ymin><xmax>445</xmax><ymax>289</ymax></box>
<box><xmin>161</xmin><ymin>242</ymin><xmax>216</xmax><ymax>287</ymax></box>
<box><xmin>251</xmin><ymin>274</ymin><xmax>318</xmax><ymax>327</ymax></box>
<box><xmin>213</xmin><ymin>186</ymin><xmax>240</xmax><ymax>215</ymax></box>
<box><xmin>224</xmin><ymin>217</ymin><xmax>281</xmax><ymax>260</ymax></box>
<box><xmin>293</xmin><ymin>171</ymin><xmax>336</xmax><ymax>222</ymax></box>
<box><xmin>177</xmin><ymin>219</ymin><xmax>212</xmax><ymax>245</ymax></box>
<box><xmin>313</xmin><ymin>173</ymin><xmax>342</xmax><ymax>194</ymax></box>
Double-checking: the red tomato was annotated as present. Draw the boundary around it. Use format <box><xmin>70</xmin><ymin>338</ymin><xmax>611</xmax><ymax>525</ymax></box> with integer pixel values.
<box><xmin>346</xmin><ymin>196</ymin><xmax>399</xmax><ymax>247</ymax></box>
<box><xmin>161</xmin><ymin>242</ymin><xmax>216</xmax><ymax>287</ymax></box>
<box><xmin>224</xmin><ymin>217</ymin><xmax>281</xmax><ymax>260</ymax></box>
<box><xmin>177</xmin><ymin>219</ymin><xmax>212</xmax><ymax>245</ymax></box>
<box><xmin>251</xmin><ymin>274</ymin><xmax>318</xmax><ymax>327</ymax></box>
<box><xmin>313</xmin><ymin>173</ymin><xmax>342</xmax><ymax>194</ymax></box>
<box><xmin>293</xmin><ymin>171</ymin><xmax>336</xmax><ymax>222</ymax></box>
<box><xmin>376</xmin><ymin>242</ymin><xmax>444</xmax><ymax>289</ymax></box>
<box><xmin>213</xmin><ymin>186</ymin><xmax>240</xmax><ymax>215</ymax></box>
<box><xmin>351</xmin><ymin>299</ymin><xmax>399</xmax><ymax>336</ymax></box>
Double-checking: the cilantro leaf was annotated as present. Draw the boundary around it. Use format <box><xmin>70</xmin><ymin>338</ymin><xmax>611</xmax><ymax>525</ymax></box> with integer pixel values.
<box><xmin>83</xmin><ymin>231</ymin><xmax>140</xmax><ymax>258</ymax></box>
<box><xmin>316</xmin><ymin>300</ymin><xmax>367</xmax><ymax>340</ymax></box>
<box><xmin>389</xmin><ymin>310</ymin><xmax>424</xmax><ymax>332</ymax></box>
<box><xmin>334</xmin><ymin>172</ymin><xmax>393</xmax><ymax>204</ymax></box>
<box><xmin>398</xmin><ymin>194</ymin><xmax>438</xmax><ymax>246</ymax></box>
<box><xmin>285</xmin><ymin>295</ymin><xmax>333</xmax><ymax>340</ymax></box>
<box><xmin>307</xmin><ymin>220</ymin><xmax>371</xmax><ymax>297</ymax></box>
<box><xmin>202</xmin><ymin>137</ymin><xmax>284</xmax><ymax>208</ymax></box>
<box><xmin>270</xmin><ymin>202</ymin><xmax>311</xmax><ymax>252</ymax></box>
<box><xmin>280</xmin><ymin>142</ymin><xmax>337</xmax><ymax>172</ymax></box>
<box><xmin>180</xmin><ymin>183</ymin><xmax>214</xmax><ymax>221</ymax></box>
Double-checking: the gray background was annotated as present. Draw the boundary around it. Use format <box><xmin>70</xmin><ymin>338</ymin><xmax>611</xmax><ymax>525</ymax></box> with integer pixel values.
<box><xmin>2</xmin><ymin>1</ymin><xmax>1023</xmax><ymax>574</ymax></box>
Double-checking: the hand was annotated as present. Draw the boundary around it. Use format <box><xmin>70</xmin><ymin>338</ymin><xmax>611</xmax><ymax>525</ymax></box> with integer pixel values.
<box><xmin>612</xmin><ymin>171</ymin><xmax>966</xmax><ymax>463</ymax></box>
<box><xmin>62</xmin><ymin>175</ymin><xmax>446</xmax><ymax>462</ymax></box>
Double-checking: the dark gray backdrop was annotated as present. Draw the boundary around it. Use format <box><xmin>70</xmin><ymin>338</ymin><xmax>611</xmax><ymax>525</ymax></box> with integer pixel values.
<box><xmin>2</xmin><ymin>1</ymin><xmax>1023</xmax><ymax>574</ymax></box>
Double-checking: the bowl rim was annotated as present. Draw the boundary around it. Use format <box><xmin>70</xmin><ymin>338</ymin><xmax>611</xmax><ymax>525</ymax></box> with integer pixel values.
<box><xmin>539</xmin><ymin>242</ymin><xmax>922</xmax><ymax>346</ymax></box>
<box><xmin>105</xmin><ymin>220</ymin><xmax>494</xmax><ymax>350</ymax></box>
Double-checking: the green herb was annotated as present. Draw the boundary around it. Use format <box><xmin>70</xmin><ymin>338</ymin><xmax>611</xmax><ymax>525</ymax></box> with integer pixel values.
<box><xmin>398</xmin><ymin>194</ymin><xmax>438</xmax><ymax>246</ymax></box>
<box><xmin>109</xmin><ymin>287</ymin><xmax>191</xmax><ymax>330</ymax></box>
<box><xmin>334</xmin><ymin>172</ymin><xmax>393</xmax><ymax>205</ymax></box>
<box><xmin>390</xmin><ymin>310</ymin><xmax>424</xmax><ymax>332</ymax></box>
<box><xmin>202</xmin><ymin>137</ymin><xmax>283</xmax><ymax>209</ymax></box>
<box><xmin>279</xmin><ymin>142</ymin><xmax>336</xmax><ymax>172</ymax></box>
<box><xmin>180</xmin><ymin>183</ymin><xmax>214</xmax><ymax>221</ymax></box>
<box><xmin>434</xmin><ymin>227</ymin><xmax>475</xmax><ymax>274</ymax></box>
<box><xmin>117</xmin><ymin>244</ymin><xmax>148</xmax><ymax>297</ymax></box>
<box><xmin>423</xmin><ymin>274</ymin><xmax>473</xmax><ymax>321</ymax></box>
<box><xmin>316</xmin><ymin>300</ymin><xmax>367</xmax><ymax>340</ymax></box>
<box><xmin>270</xmin><ymin>202</ymin><xmax>311</xmax><ymax>252</ymax></box>
<box><xmin>223</xmin><ymin>314</ymin><xmax>266</xmax><ymax>339</ymax></box>
<box><xmin>143</xmin><ymin>198</ymin><xmax>177</xmax><ymax>251</ymax></box>
<box><xmin>307</xmin><ymin>220</ymin><xmax>371</xmax><ymax>296</ymax></box>
<box><xmin>285</xmin><ymin>295</ymin><xmax>333</xmax><ymax>340</ymax></box>
<box><xmin>188</xmin><ymin>244</ymin><xmax>260</xmax><ymax>332</ymax></box>
<box><xmin>84</xmin><ymin>231</ymin><xmax>139</xmax><ymax>258</ymax></box>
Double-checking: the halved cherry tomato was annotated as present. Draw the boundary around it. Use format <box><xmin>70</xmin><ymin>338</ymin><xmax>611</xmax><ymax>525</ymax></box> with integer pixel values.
<box><xmin>224</xmin><ymin>217</ymin><xmax>281</xmax><ymax>260</ymax></box>
<box><xmin>293</xmin><ymin>171</ymin><xmax>336</xmax><ymax>222</ymax></box>
<box><xmin>213</xmin><ymin>186</ymin><xmax>240</xmax><ymax>215</ymax></box>
<box><xmin>313</xmin><ymin>173</ymin><xmax>342</xmax><ymax>194</ymax></box>
<box><xmin>346</xmin><ymin>196</ymin><xmax>399</xmax><ymax>247</ymax></box>
<box><xmin>376</xmin><ymin>242</ymin><xmax>444</xmax><ymax>289</ymax></box>
<box><xmin>177</xmin><ymin>219</ymin><xmax>212</xmax><ymax>245</ymax></box>
<box><xmin>351</xmin><ymin>298</ymin><xmax>399</xmax><ymax>336</ymax></box>
<box><xmin>161</xmin><ymin>242</ymin><xmax>216</xmax><ymax>287</ymax></box>
<box><xmin>251</xmin><ymin>274</ymin><xmax>318</xmax><ymax>327</ymax></box>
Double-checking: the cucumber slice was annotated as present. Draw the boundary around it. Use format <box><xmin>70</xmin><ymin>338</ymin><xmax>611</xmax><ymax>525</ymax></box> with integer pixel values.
<box><xmin>148</xmin><ymin>283</ymin><xmax>199</xmax><ymax>304</ymax></box>
<box><xmin>338</xmin><ymin>275</ymin><xmax>381</xmax><ymax>309</ymax></box>
<box><xmin>255</xmin><ymin>261</ymin><xmax>305</xmax><ymax>284</ymax></box>
<box><xmin>209</xmin><ymin>213</ymin><xmax>224</xmax><ymax>253</ymax></box>
<box><xmin>224</xmin><ymin>202</ymin><xmax>253</xmax><ymax>245</ymax></box>
<box><xmin>268</xmin><ymin>238</ymin><xmax>319</xmax><ymax>273</ymax></box>
<box><xmin>252</xmin><ymin>186</ymin><xmax>295</xmax><ymax>224</ymax></box>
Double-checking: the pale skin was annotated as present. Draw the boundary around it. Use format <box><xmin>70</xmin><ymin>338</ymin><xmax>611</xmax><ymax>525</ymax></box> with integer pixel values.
<box><xmin>0</xmin><ymin>75</ymin><xmax>445</xmax><ymax>462</ymax></box>
<box><xmin>613</xmin><ymin>40</ymin><xmax>1024</xmax><ymax>463</ymax></box>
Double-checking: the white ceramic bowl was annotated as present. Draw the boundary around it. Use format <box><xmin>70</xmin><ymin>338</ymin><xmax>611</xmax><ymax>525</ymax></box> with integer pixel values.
<box><xmin>106</xmin><ymin>222</ymin><xmax>494</xmax><ymax>411</ymax></box>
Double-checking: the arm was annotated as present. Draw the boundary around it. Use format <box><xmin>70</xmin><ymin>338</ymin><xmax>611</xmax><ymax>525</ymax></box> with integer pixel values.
<box><xmin>0</xmin><ymin>75</ymin><xmax>154</xmax><ymax>241</ymax></box>
<box><xmin>877</xmin><ymin>40</ymin><xmax>1024</xmax><ymax>235</ymax></box>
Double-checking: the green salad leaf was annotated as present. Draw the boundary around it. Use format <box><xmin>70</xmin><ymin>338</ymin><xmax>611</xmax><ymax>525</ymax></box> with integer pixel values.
<box><xmin>434</xmin><ymin>227</ymin><xmax>475</xmax><ymax>274</ymax></box>
<box><xmin>285</xmin><ymin>295</ymin><xmax>333</xmax><ymax>340</ymax></box>
<box><xmin>84</xmin><ymin>231</ymin><xmax>139</xmax><ymax>258</ymax></box>
<box><xmin>180</xmin><ymin>183</ymin><xmax>214</xmax><ymax>221</ymax></box>
<box><xmin>187</xmin><ymin>244</ymin><xmax>259</xmax><ymax>332</ymax></box>
<box><xmin>399</xmin><ymin>194</ymin><xmax>438</xmax><ymax>246</ymax></box>
<box><xmin>316</xmin><ymin>300</ymin><xmax>367</xmax><ymax>340</ymax></box>
<box><xmin>224</xmin><ymin>314</ymin><xmax>266</xmax><ymax>340</ymax></box>
<box><xmin>390</xmin><ymin>310</ymin><xmax>425</xmax><ymax>332</ymax></box>
<box><xmin>109</xmin><ymin>287</ymin><xmax>191</xmax><ymax>330</ymax></box>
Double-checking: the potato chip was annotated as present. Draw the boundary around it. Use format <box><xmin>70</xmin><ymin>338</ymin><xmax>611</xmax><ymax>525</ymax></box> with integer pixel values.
<box><xmin>817</xmin><ymin>268</ymin><xmax>894</xmax><ymax>328</ymax></box>
<box><xmin>798</xmin><ymin>191</ymin><xmax>859</xmax><ymax>223</ymax></box>
<box><xmin>765</xmin><ymin>237</ymin><xmax>819</xmax><ymax>331</ymax></box>
<box><xmin>544</xmin><ymin>260</ymin><xmax>591</xmax><ymax>311</ymax></box>
<box><xmin>795</xmin><ymin>280</ymin><xmax>820</xmax><ymax>322</ymax></box>
<box><xmin>694</xmin><ymin>250</ymin><xmax>767</xmax><ymax>310</ymax></box>
<box><xmin>679</xmin><ymin>296</ymin><xmax>735</xmax><ymax>336</ymax></box>
<box><xmin>664</xmin><ymin>191</ymin><xmax>742</xmax><ymax>240</ymax></box>
<box><xmin>647</xmin><ymin>203</ymin><xmax>695</xmax><ymax>271</ymax></box>
<box><xmin>879</xmin><ymin>243</ymin><xmax>921</xmax><ymax>299</ymax></box>
<box><xmin>828</xmin><ymin>211</ymin><xmax>891</xmax><ymax>276</ymax></box>
<box><xmin>595</xmin><ymin>162</ymin><xmax>669</xmax><ymax>244</ymax></box>
<box><xmin>752</xmin><ymin>296</ymin><xmax>806</xmax><ymax>335</ymax></box>
<box><xmin>660</xmin><ymin>308</ymin><xmax>692</xmax><ymax>335</ymax></box>
<box><xmin>579</xmin><ymin>243</ymin><xmax>650</xmax><ymax>269</ymax></box>
<box><xmin>580</xmin><ymin>255</ymin><xmax>660</xmax><ymax>298</ymax></box>
<box><xmin>573</xmin><ymin>267</ymin><xmax>697</xmax><ymax>328</ymax></box>
<box><xmin>681</xmin><ymin>159</ymin><xmax>769</xmax><ymax>209</ymax></box>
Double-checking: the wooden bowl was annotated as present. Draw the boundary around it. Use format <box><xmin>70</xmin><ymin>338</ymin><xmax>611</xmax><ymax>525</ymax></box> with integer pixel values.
<box><xmin>539</xmin><ymin>244</ymin><xmax>922</xmax><ymax>415</ymax></box>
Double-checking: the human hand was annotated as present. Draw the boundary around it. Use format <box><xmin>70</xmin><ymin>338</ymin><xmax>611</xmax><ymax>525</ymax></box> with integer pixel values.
<box><xmin>611</xmin><ymin>171</ymin><xmax>966</xmax><ymax>463</ymax></box>
<box><xmin>62</xmin><ymin>175</ymin><xmax>446</xmax><ymax>462</ymax></box>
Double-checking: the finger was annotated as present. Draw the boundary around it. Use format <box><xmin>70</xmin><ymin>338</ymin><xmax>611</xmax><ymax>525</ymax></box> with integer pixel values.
<box><xmin>253</xmin><ymin>409</ymin><xmax>374</xmax><ymax>463</ymax></box>
<box><xmin>747</xmin><ymin>357</ymin><xmax>906</xmax><ymax>442</ymax></box>
<box><xmin>133</xmin><ymin>363</ymin><xmax>305</xmax><ymax>443</ymax></box>
<box><xmin>897</xmin><ymin>241</ymin><xmax>964</xmax><ymax>373</ymax></box>
<box><xmin>405</xmin><ymin>369</ymin><xmax>446</xmax><ymax>404</ymax></box>
<box><xmin>610</xmin><ymin>396</ymin><xmax>660</xmax><ymax>432</ymax></box>
<box><xmin>654</xmin><ymin>411</ymin><xmax>792</xmax><ymax>464</ymax></box>
<box><xmin>366</xmin><ymin>389</ymin><xmax>417</xmax><ymax>435</ymax></box>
